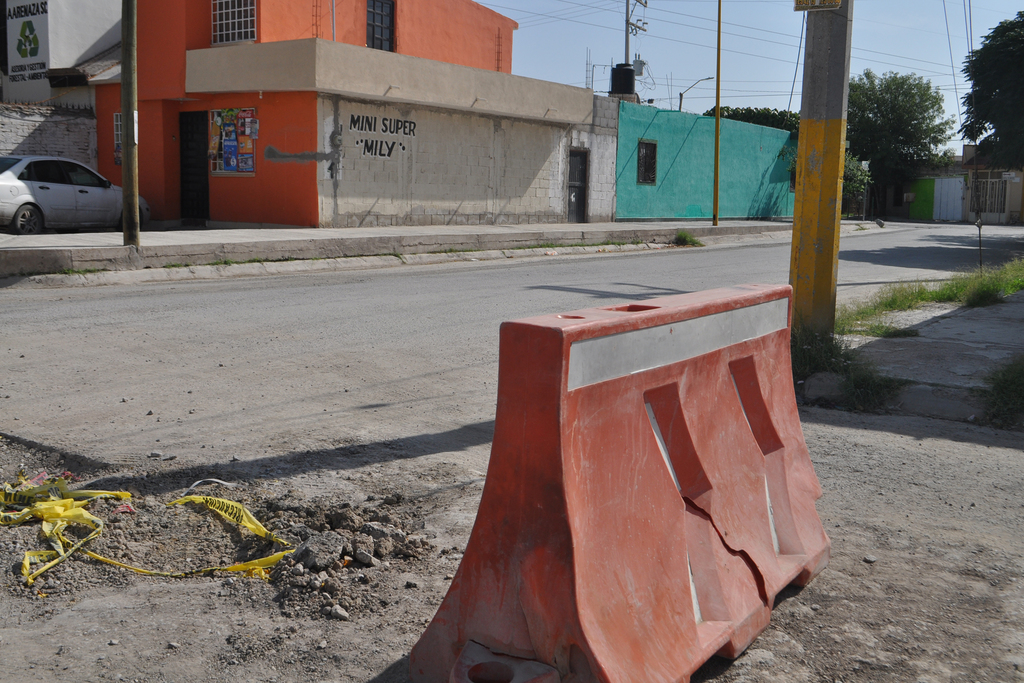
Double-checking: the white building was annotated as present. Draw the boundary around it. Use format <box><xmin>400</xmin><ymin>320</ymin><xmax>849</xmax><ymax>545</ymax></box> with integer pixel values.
<box><xmin>3</xmin><ymin>0</ymin><xmax>121</xmax><ymax>106</ymax></box>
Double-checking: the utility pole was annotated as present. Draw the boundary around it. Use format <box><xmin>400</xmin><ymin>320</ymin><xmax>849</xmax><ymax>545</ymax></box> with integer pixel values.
<box><xmin>121</xmin><ymin>0</ymin><xmax>140</xmax><ymax>247</ymax></box>
<box><xmin>625</xmin><ymin>0</ymin><xmax>648</xmax><ymax>65</ymax></box>
<box><xmin>712</xmin><ymin>0</ymin><xmax>722</xmax><ymax>226</ymax></box>
<box><xmin>789</xmin><ymin>0</ymin><xmax>854</xmax><ymax>332</ymax></box>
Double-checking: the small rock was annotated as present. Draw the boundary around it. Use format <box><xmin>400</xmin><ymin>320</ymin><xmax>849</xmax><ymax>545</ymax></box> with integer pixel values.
<box><xmin>168</xmin><ymin>642</ymin><xmax>181</xmax><ymax>649</ymax></box>
<box><xmin>108</xmin><ymin>639</ymin><xmax>119</xmax><ymax>646</ymax></box>
<box><xmin>120</xmin><ymin>398</ymin><xmax>127</xmax><ymax>403</ymax></box>
<box><xmin>354</xmin><ymin>549</ymin><xmax>379</xmax><ymax>566</ymax></box>
<box><xmin>811</xmin><ymin>604</ymin><xmax>821</xmax><ymax>611</ymax></box>
<box><xmin>405</xmin><ymin>580</ymin><xmax>418</xmax><ymax>589</ymax></box>
<box><xmin>148</xmin><ymin>451</ymin><xmax>162</xmax><ymax>458</ymax></box>
<box><xmin>444</xmin><ymin>574</ymin><xmax>454</xmax><ymax>581</ymax></box>
<box><xmin>146</xmin><ymin>410</ymin><xmax>154</xmax><ymax>416</ymax></box>
<box><xmin>290</xmin><ymin>565</ymin><xmax>305</xmax><ymax>576</ymax></box>
<box><xmin>329</xmin><ymin>605</ymin><xmax>350</xmax><ymax>621</ymax></box>
<box><xmin>863</xmin><ymin>555</ymin><xmax>877</xmax><ymax>564</ymax></box>
<box><xmin>161</xmin><ymin>454</ymin><xmax>176</xmax><ymax>461</ymax></box>
<box><xmin>802</xmin><ymin>372</ymin><xmax>844</xmax><ymax>403</ymax></box>
<box><xmin>316</xmin><ymin>640</ymin><xmax>327</xmax><ymax>650</ymax></box>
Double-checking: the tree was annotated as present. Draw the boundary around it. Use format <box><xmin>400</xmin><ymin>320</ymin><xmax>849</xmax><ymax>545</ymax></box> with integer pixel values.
<box><xmin>846</xmin><ymin>69</ymin><xmax>955</xmax><ymax>189</ymax></box>
<box><xmin>842</xmin><ymin>153</ymin><xmax>871</xmax><ymax>200</ymax></box>
<box><xmin>702</xmin><ymin>106</ymin><xmax>799</xmax><ymax>133</ymax></box>
<box><xmin>961</xmin><ymin>11</ymin><xmax>1024</xmax><ymax>169</ymax></box>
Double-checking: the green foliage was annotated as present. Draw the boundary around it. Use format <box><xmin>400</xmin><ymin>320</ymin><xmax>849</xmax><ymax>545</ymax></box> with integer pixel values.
<box><xmin>673</xmin><ymin>230</ymin><xmax>704</xmax><ymax>247</ymax></box>
<box><xmin>961</xmin><ymin>12</ymin><xmax>1024</xmax><ymax>169</ymax></box>
<box><xmin>843</xmin><ymin>153</ymin><xmax>872</xmax><ymax>199</ymax></box>
<box><xmin>790</xmin><ymin>326</ymin><xmax>854</xmax><ymax>381</ymax></box>
<box><xmin>981</xmin><ymin>354</ymin><xmax>1024</xmax><ymax>428</ymax></box>
<box><xmin>847</xmin><ymin>69</ymin><xmax>955</xmax><ymax>188</ymax></box>
<box><xmin>790</xmin><ymin>325</ymin><xmax>906</xmax><ymax>411</ymax></box>
<box><xmin>701</xmin><ymin>106</ymin><xmax>800</xmax><ymax>133</ymax></box>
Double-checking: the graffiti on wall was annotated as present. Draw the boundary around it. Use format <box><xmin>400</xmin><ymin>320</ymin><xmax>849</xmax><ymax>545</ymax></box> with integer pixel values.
<box><xmin>349</xmin><ymin>114</ymin><xmax>416</xmax><ymax>159</ymax></box>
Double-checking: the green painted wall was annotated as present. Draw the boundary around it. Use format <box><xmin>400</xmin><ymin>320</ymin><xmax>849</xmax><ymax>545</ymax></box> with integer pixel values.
<box><xmin>615</xmin><ymin>102</ymin><xmax>796</xmax><ymax>220</ymax></box>
<box><xmin>908</xmin><ymin>178</ymin><xmax>936</xmax><ymax>221</ymax></box>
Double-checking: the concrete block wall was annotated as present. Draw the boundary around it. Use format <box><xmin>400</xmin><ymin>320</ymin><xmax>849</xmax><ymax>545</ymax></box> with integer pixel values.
<box><xmin>0</xmin><ymin>104</ymin><xmax>98</xmax><ymax>170</ymax></box>
<box><xmin>568</xmin><ymin>95</ymin><xmax>618</xmax><ymax>222</ymax></box>
<box><xmin>317</xmin><ymin>96</ymin><xmax>571</xmax><ymax>227</ymax></box>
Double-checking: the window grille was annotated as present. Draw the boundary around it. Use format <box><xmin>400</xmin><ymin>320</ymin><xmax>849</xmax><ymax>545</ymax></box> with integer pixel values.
<box><xmin>971</xmin><ymin>178</ymin><xmax>1007</xmax><ymax>214</ymax></box>
<box><xmin>367</xmin><ymin>0</ymin><xmax>395</xmax><ymax>52</ymax></box>
<box><xmin>114</xmin><ymin>113</ymin><xmax>122</xmax><ymax>147</ymax></box>
<box><xmin>637</xmin><ymin>140</ymin><xmax>657</xmax><ymax>184</ymax></box>
<box><xmin>212</xmin><ymin>0</ymin><xmax>256</xmax><ymax>45</ymax></box>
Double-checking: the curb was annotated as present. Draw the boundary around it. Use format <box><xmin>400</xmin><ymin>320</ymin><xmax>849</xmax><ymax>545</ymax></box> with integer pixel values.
<box><xmin>0</xmin><ymin>242</ymin><xmax>673</xmax><ymax>288</ymax></box>
<box><xmin>0</xmin><ymin>223</ymin><xmax>790</xmax><ymax>279</ymax></box>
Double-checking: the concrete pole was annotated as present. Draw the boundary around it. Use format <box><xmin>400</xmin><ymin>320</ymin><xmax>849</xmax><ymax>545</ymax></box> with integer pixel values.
<box><xmin>788</xmin><ymin>0</ymin><xmax>854</xmax><ymax>332</ymax></box>
<box><xmin>712</xmin><ymin>0</ymin><xmax>722</xmax><ymax>226</ymax></box>
<box><xmin>120</xmin><ymin>0</ymin><xmax>140</xmax><ymax>247</ymax></box>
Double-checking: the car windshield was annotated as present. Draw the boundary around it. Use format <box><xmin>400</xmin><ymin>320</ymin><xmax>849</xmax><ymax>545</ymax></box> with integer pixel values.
<box><xmin>0</xmin><ymin>157</ymin><xmax>22</xmax><ymax>174</ymax></box>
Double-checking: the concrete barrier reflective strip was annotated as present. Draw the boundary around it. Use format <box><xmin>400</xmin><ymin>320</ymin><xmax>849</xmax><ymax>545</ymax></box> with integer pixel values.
<box><xmin>568</xmin><ymin>299</ymin><xmax>789</xmax><ymax>390</ymax></box>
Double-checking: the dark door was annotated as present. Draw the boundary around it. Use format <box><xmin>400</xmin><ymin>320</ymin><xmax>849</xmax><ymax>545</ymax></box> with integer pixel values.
<box><xmin>568</xmin><ymin>151</ymin><xmax>587</xmax><ymax>223</ymax></box>
<box><xmin>179</xmin><ymin>111</ymin><xmax>210</xmax><ymax>224</ymax></box>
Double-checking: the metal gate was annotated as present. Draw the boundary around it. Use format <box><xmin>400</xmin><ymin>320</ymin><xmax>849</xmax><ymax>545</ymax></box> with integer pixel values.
<box><xmin>568</xmin><ymin>151</ymin><xmax>587</xmax><ymax>223</ymax></box>
<box><xmin>179</xmin><ymin>111</ymin><xmax>210</xmax><ymax>223</ymax></box>
<box><xmin>933</xmin><ymin>177</ymin><xmax>964</xmax><ymax>222</ymax></box>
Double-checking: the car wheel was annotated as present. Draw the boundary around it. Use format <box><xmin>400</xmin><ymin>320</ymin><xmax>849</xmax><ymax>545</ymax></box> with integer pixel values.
<box><xmin>9</xmin><ymin>205</ymin><xmax>43</xmax><ymax>235</ymax></box>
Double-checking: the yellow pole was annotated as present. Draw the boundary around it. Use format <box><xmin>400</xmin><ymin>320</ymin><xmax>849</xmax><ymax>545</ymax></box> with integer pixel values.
<box><xmin>790</xmin><ymin>0</ymin><xmax>854</xmax><ymax>332</ymax></box>
<box><xmin>712</xmin><ymin>0</ymin><xmax>722</xmax><ymax>226</ymax></box>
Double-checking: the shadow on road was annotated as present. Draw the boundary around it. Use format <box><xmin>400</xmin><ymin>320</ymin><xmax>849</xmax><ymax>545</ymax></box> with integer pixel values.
<box><xmin>840</xmin><ymin>231</ymin><xmax>1024</xmax><ymax>272</ymax></box>
<box><xmin>78</xmin><ymin>420</ymin><xmax>495</xmax><ymax>496</ymax></box>
<box><xmin>525</xmin><ymin>281</ymin><xmax>689</xmax><ymax>301</ymax></box>
<box><xmin>798</xmin><ymin>405</ymin><xmax>1022</xmax><ymax>450</ymax></box>
<box><xmin>366</xmin><ymin>656</ymin><xmax>411</xmax><ymax>683</ymax></box>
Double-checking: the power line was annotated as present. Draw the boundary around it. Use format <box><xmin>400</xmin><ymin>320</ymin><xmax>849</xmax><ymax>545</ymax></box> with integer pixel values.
<box><xmin>942</xmin><ymin>0</ymin><xmax>963</xmax><ymax>130</ymax></box>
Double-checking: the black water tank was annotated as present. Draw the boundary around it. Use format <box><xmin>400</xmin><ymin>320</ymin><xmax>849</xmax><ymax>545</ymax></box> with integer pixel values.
<box><xmin>610</xmin><ymin>64</ymin><xmax>635</xmax><ymax>95</ymax></box>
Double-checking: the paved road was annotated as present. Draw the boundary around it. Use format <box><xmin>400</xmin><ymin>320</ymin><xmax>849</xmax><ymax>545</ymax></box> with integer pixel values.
<box><xmin>2</xmin><ymin>223</ymin><xmax>1023</xmax><ymax>467</ymax></box>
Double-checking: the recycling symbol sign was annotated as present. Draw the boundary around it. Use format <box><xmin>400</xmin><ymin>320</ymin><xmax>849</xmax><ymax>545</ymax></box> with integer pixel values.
<box><xmin>17</xmin><ymin>21</ymin><xmax>39</xmax><ymax>59</ymax></box>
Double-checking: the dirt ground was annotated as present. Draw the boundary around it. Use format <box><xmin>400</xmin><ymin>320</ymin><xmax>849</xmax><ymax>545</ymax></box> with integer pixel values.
<box><xmin>1</xmin><ymin>405</ymin><xmax>1022</xmax><ymax>683</ymax></box>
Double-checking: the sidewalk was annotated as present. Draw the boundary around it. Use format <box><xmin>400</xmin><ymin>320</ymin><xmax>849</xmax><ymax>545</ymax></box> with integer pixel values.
<box><xmin>0</xmin><ymin>218</ymin><xmax>795</xmax><ymax>279</ymax></box>
<box><xmin>805</xmin><ymin>291</ymin><xmax>1024</xmax><ymax>425</ymax></box>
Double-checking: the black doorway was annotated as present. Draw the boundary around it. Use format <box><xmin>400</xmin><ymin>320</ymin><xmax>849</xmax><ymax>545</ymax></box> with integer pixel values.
<box><xmin>568</xmin><ymin>151</ymin><xmax>587</xmax><ymax>223</ymax></box>
<box><xmin>179</xmin><ymin>111</ymin><xmax>210</xmax><ymax>224</ymax></box>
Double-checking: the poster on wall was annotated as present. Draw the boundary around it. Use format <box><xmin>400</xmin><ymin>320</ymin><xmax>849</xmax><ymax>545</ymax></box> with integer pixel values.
<box><xmin>6</xmin><ymin>0</ymin><xmax>50</xmax><ymax>103</ymax></box>
<box><xmin>210</xmin><ymin>108</ymin><xmax>256</xmax><ymax>173</ymax></box>
<box><xmin>222</xmin><ymin>138</ymin><xmax>238</xmax><ymax>172</ymax></box>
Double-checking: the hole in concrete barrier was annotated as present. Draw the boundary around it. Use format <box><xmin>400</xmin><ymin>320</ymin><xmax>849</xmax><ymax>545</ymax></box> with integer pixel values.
<box><xmin>467</xmin><ymin>662</ymin><xmax>514</xmax><ymax>683</ymax></box>
<box><xmin>604</xmin><ymin>304</ymin><xmax>661</xmax><ymax>312</ymax></box>
<box><xmin>557</xmin><ymin>314</ymin><xmax>585</xmax><ymax>319</ymax></box>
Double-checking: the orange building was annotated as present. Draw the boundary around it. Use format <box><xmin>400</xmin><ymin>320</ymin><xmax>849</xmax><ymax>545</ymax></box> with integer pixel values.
<box><xmin>93</xmin><ymin>0</ymin><xmax>524</xmax><ymax>227</ymax></box>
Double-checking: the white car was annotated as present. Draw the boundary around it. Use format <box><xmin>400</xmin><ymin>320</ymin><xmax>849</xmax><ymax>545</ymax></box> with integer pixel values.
<box><xmin>0</xmin><ymin>156</ymin><xmax>150</xmax><ymax>235</ymax></box>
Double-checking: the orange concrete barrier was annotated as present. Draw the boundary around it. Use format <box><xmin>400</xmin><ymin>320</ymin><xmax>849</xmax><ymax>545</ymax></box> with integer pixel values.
<box><xmin>410</xmin><ymin>284</ymin><xmax>830</xmax><ymax>683</ymax></box>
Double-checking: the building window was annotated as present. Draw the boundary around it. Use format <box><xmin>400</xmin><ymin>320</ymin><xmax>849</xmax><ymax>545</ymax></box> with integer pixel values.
<box><xmin>212</xmin><ymin>0</ymin><xmax>256</xmax><ymax>45</ymax></box>
<box><xmin>367</xmin><ymin>0</ymin><xmax>395</xmax><ymax>52</ymax></box>
<box><xmin>971</xmin><ymin>178</ymin><xmax>1008</xmax><ymax>214</ymax></box>
<box><xmin>209</xmin><ymin>109</ymin><xmax>257</xmax><ymax>174</ymax></box>
<box><xmin>637</xmin><ymin>140</ymin><xmax>657</xmax><ymax>184</ymax></box>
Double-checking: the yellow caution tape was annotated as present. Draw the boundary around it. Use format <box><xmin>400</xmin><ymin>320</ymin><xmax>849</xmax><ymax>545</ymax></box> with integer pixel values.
<box><xmin>167</xmin><ymin>495</ymin><xmax>290</xmax><ymax>546</ymax></box>
<box><xmin>5</xmin><ymin>478</ymin><xmax>291</xmax><ymax>586</ymax></box>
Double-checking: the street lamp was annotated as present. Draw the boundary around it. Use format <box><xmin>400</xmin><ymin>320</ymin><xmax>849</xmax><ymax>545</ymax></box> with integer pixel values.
<box><xmin>678</xmin><ymin>76</ymin><xmax>713</xmax><ymax>111</ymax></box>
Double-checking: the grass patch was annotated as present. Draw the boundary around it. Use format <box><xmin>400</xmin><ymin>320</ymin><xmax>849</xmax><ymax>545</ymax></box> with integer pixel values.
<box><xmin>791</xmin><ymin>325</ymin><xmax>907</xmax><ymax>412</ymax></box>
<box><xmin>980</xmin><ymin>354</ymin><xmax>1024</xmax><ymax>429</ymax></box>
<box><xmin>673</xmin><ymin>230</ymin><xmax>704</xmax><ymax>247</ymax></box>
<box><xmin>56</xmin><ymin>267</ymin><xmax>105</xmax><ymax>275</ymax></box>
<box><xmin>837</xmin><ymin>258</ymin><xmax>1024</xmax><ymax>336</ymax></box>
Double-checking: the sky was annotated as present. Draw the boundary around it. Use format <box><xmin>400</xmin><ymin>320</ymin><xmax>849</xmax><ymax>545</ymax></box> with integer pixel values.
<box><xmin>479</xmin><ymin>0</ymin><xmax>1020</xmax><ymax>150</ymax></box>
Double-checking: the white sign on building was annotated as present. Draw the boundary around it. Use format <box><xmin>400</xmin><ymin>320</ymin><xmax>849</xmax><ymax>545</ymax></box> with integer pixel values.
<box><xmin>6</xmin><ymin>0</ymin><xmax>50</xmax><ymax>102</ymax></box>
